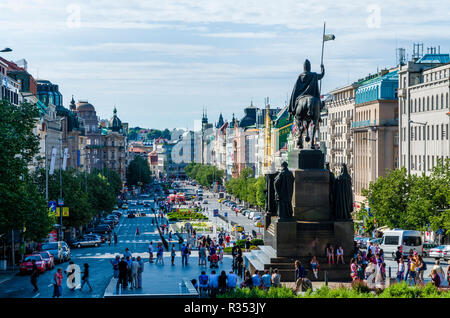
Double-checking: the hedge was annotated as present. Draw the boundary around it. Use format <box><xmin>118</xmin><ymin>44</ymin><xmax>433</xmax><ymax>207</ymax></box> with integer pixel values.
<box><xmin>217</xmin><ymin>282</ymin><xmax>450</xmax><ymax>298</ymax></box>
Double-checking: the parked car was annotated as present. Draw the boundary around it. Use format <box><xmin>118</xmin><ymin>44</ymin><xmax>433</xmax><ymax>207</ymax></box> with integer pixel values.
<box><xmin>429</xmin><ymin>245</ymin><xmax>450</xmax><ymax>259</ymax></box>
<box><xmin>87</xmin><ymin>224</ymin><xmax>112</xmax><ymax>234</ymax></box>
<box><xmin>122</xmin><ymin>205</ymin><xmax>128</xmax><ymax>210</ymax></box>
<box><xmin>20</xmin><ymin>254</ymin><xmax>46</xmax><ymax>274</ymax></box>
<box><xmin>139</xmin><ymin>211</ymin><xmax>146</xmax><ymax>216</ymax></box>
<box><xmin>112</xmin><ymin>211</ymin><xmax>122</xmax><ymax>217</ymax></box>
<box><xmin>99</xmin><ymin>219</ymin><xmax>116</xmax><ymax>228</ymax></box>
<box><xmin>203</xmin><ymin>200</ymin><xmax>208</xmax><ymax>204</ymax></box>
<box><xmin>128</xmin><ymin>211</ymin><xmax>136</xmax><ymax>218</ymax></box>
<box><xmin>71</xmin><ymin>234</ymin><xmax>103</xmax><ymax>248</ymax></box>
<box><xmin>40</xmin><ymin>241</ymin><xmax>65</xmax><ymax>264</ymax></box>
<box><xmin>105</xmin><ymin>215</ymin><xmax>119</xmax><ymax>225</ymax></box>
<box><xmin>423</xmin><ymin>243</ymin><xmax>439</xmax><ymax>257</ymax></box>
<box><xmin>37</xmin><ymin>251</ymin><xmax>54</xmax><ymax>270</ymax></box>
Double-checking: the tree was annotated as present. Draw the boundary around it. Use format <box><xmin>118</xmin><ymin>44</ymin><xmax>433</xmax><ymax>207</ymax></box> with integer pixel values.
<box><xmin>126</xmin><ymin>156</ymin><xmax>152</xmax><ymax>187</ymax></box>
<box><xmin>0</xmin><ymin>100</ymin><xmax>54</xmax><ymax>241</ymax></box>
<box><xmin>87</xmin><ymin>172</ymin><xmax>116</xmax><ymax>218</ymax></box>
<box><xmin>363</xmin><ymin>160</ymin><xmax>450</xmax><ymax>234</ymax></box>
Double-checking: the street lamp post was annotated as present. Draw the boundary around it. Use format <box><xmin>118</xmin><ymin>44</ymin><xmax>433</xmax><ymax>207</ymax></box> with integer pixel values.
<box><xmin>409</xmin><ymin>120</ymin><xmax>427</xmax><ymax>174</ymax></box>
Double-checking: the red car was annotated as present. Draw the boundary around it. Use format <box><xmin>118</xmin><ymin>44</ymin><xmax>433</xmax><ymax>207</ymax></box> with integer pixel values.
<box><xmin>19</xmin><ymin>254</ymin><xmax>46</xmax><ymax>274</ymax></box>
<box><xmin>37</xmin><ymin>251</ymin><xmax>54</xmax><ymax>270</ymax></box>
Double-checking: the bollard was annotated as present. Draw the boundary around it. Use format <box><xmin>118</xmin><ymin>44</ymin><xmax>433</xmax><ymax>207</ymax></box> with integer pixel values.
<box><xmin>389</xmin><ymin>266</ymin><xmax>391</xmax><ymax>278</ymax></box>
<box><xmin>325</xmin><ymin>271</ymin><xmax>328</xmax><ymax>286</ymax></box>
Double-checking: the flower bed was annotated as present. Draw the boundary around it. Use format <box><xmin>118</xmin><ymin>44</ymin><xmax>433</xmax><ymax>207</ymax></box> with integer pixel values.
<box><xmin>167</xmin><ymin>210</ymin><xmax>208</xmax><ymax>221</ymax></box>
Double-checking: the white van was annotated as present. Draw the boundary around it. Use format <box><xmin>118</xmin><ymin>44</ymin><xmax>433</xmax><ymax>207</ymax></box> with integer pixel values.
<box><xmin>380</xmin><ymin>229</ymin><xmax>423</xmax><ymax>258</ymax></box>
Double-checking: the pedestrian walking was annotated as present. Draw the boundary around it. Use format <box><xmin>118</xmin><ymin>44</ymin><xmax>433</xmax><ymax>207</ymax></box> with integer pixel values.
<box><xmin>156</xmin><ymin>243</ymin><xmax>164</xmax><ymax>265</ymax></box>
<box><xmin>137</xmin><ymin>256</ymin><xmax>144</xmax><ymax>288</ymax></box>
<box><xmin>294</xmin><ymin>260</ymin><xmax>307</xmax><ymax>293</ymax></box>
<box><xmin>80</xmin><ymin>263</ymin><xmax>93</xmax><ymax>292</ymax></box>
<box><xmin>30</xmin><ymin>260</ymin><xmax>39</xmax><ymax>292</ymax></box>
<box><xmin>171</xmin><ymin>244</ymin><xmax>176</xmax><ymax>265</ymax></box>
<box><xmin>136</xmin><ymin>227</ymin><xmax>140</xmax><ymax>236</ymax></box>
<box><xmin>52</xmin><ymin>268</ymin><xmax>63</xmax><ymax>298</ymax></box>
<box><xmin>148</xmin><ymin>241</ymin><xmax>154</xmax><ymax>263</ymax></box>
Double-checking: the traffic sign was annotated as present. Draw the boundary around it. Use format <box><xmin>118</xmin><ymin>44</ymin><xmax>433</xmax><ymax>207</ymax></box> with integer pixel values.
<box><xmin>213</xmin><ymin>209</ymin><xmax>219</xmax><ymax>217</ymax></box>
<box><xmin>58</xmin><ymin>198</ymin><xmax>64</xmax><ymax>206</ymax></box>
<box><xmin>436</xmin><ymin>229</ymin><xmax>444</xmax><ymax>235</ymax></box>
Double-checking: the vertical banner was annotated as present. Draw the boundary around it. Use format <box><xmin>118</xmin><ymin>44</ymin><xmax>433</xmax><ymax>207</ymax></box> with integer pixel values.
<box><xmin>49</xmin><ymin>147</ymin><xmax>57</xmax><ymax>175</ymax></box>
<box><xmin>48</xmin><ymin>201</ymin><xmax>57</xmax><ymax>215</ymax></box>
<box><xmin>77</xmin><ymin>150</ymin><xmax>80</xmax><ymax>167</ymax></box>
<box><xmin>62</xmin><ymin>148</ymin><xmax>69</xmax><ymax>171</ymax></box>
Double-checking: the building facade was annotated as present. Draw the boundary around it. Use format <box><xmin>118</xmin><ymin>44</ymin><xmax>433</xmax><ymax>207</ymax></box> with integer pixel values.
<box><xmin>352</xmin><ymin>68</ymin><xmax>399</xmax><ymax>205</ymax></box>
<box><xmin>398</xmin><ymin>53</ymin><xmax>450</xmax><ymax>175</ymax></box>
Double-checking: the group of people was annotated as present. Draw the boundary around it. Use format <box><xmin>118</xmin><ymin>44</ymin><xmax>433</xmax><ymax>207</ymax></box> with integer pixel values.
<box><xmin>395</xmin><ymin>247</ymin><xmax>450</xmax><ymax>287</ymax></box>
<box><xmin>350</xmin><ymin>242</ymin><xmax>387</xmax><ymax>285</ymax></box>
<box><xmin>111</xmin><ymin>249</ymin><xmax>145</xmax><ymax>290</ymax></box>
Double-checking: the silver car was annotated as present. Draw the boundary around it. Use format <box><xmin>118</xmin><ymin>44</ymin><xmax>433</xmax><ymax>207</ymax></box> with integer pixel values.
<box><xmin>429</xmin><ymin>245</ymin><xmax>450</xmax><ymax>259</ymax></box>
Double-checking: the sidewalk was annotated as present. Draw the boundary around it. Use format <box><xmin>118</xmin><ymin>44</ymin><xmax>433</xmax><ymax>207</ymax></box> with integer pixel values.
<box><xmin>0</xmin><ymin>269</ymin><xmax>18</xmax><ymax>285</ymax></box>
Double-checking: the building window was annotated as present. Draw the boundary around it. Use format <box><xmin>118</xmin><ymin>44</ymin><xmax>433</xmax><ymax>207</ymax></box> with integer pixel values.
<box><xmin>427</xmin><ymin>97</ymin><xmax>430</xmax><ymax>111</ymax></box>
<box><xmin>431</xmin><ymin>95</ymin><xmax>434</xmax><ymax>110</ymax></box>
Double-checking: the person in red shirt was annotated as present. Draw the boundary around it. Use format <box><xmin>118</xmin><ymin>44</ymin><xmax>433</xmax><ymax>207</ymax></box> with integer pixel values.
<box><xmin>52</xmin><ymin>268</ymin><xmax>63</xmax><ymax>298</ymax></box>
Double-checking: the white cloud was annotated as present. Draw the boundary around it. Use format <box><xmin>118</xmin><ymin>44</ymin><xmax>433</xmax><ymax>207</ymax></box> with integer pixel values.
<box><xmin>201</xmin><ymin>32</ymin><xmax>277</xmax><ymax>39</ymax></box>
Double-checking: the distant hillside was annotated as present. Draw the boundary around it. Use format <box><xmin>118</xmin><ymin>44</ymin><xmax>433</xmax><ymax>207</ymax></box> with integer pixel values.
<box><xmin>128</xmin><ymin>127</ymin><xmax>171</xmax><ymax>141</ymax></box>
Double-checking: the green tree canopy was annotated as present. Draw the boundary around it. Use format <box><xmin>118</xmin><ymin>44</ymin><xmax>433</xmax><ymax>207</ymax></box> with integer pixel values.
<box><xmin>0</xmin><ymin>100</ymin><xmax>54</xmax><ymax>240</ymax></box>
<box><xmin>126</xmin><ymin>155</ymin><xmax>152</xmax><ymax>187</ymax></box>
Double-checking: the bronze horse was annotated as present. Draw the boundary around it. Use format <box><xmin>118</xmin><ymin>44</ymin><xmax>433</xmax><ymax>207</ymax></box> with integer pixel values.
<box><xmin>293</xmin><ymin>95</ymin><xmax>321</xmax><ymax>149</ymax></box>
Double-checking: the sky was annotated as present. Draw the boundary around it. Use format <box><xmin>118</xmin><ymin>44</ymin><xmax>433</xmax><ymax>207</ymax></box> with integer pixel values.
<box><xmin>1</xmin><ymin>0</ymin><xmax>449</xmax><ymax>130</ymax></box>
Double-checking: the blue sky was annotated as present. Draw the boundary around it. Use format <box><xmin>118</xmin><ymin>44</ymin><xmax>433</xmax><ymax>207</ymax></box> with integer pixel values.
<box><xmin>1</xmin><ymin>0</ymin><xmax>449</xmax><ymax>129</ymax></box>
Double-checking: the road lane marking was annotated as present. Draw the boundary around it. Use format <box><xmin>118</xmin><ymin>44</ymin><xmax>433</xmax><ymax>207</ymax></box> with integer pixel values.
<box><xmin>32</xmin><ymin>293</ymin><xmax>40</xmax><ymax>298</ymax></box>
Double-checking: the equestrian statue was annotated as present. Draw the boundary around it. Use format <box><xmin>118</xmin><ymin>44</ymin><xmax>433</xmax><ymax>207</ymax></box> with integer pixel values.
<box><xmin>287</xmin><ymin>59</ymin><xmax>324</xmax><ymax>149</ymax></box>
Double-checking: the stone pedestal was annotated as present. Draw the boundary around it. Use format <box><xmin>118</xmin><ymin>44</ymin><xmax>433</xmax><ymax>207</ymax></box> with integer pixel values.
<box><xmin>264</xmin><ymin>217</ymin><xmax>296</xmax><ymax>257</ymax></box>
<box><xmin>292</xmin><ymin>169</ymin><xmax>331</xmax><ymax>221</ymax></box>
<box><xmin>288</xmin><ymin>149</ymin><xmax>324</xmax><ymax>169</ymax></box>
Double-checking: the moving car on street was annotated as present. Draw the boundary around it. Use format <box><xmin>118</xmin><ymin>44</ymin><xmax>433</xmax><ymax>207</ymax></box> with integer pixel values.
<box><xmin>71</xmin><ymin>234</ymin><xmax>103</xmax><ymax>248</ymax></box>
<box><xmin>20</xmin><ymin>254</ymin><xmax>46</xmax><ymax>274</ymax></box>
